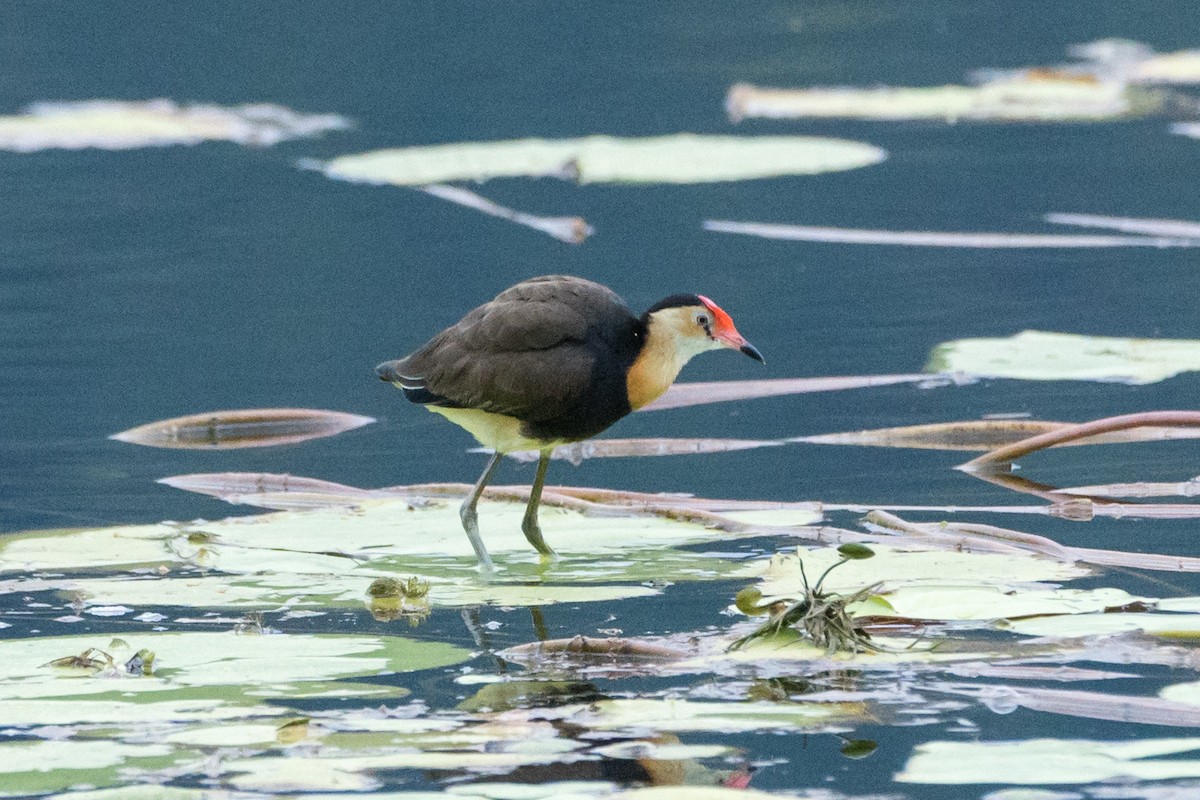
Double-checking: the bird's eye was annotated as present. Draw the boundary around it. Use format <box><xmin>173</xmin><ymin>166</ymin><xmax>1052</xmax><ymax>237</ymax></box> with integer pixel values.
<box><xmin>695</xmin><ymin>313</ymin><xmax>710</xmax><ymax>328</ymax></box>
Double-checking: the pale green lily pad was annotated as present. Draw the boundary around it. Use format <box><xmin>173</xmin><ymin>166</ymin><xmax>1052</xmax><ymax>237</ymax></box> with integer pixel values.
<box><xmin>41</xmin><ymin>571</ymin><xmax>663</xmax><ymax>613</ymax></box>
<box><xmin>926</xmin><ymin>330</ymin><xmax>1200</xmax><ymax>384</ymax></box>
<box><xmin>854</xmin><ymin>584</ymin><xmax>1138</xmax><ymax>621</ymax></box>
<box><xmin>317</xmin><ymin>134</ymin><xmax>885</xmax><ymax>186</ymax></box>
<box><xmin>0</xmin><ymin>740</ymin><xmax>187</xmax><ymax>798</ymax></box>
<box><xmin>0</xmin><ymin>523</ymin><xmax>184</xmax><ymax>572</ymax></box>
<box><xmin>162</xmin><ymin>722</ymin><xmax>305</xmax><ymax>747</ymax></box>
<box><xmin>611</xmin><ymin>790</ymin><xmax>805</xmax><ymax>800</ymax></box>
<box><xmin>896</xmin><ymin>737</ymin><xmax>1200</xmax><ymax>784</ymax></box>
<box><xmin>0</xmin><ymin>631</ymin><xmax>467</xmax><ymax>705</ymax></box>
<box><xmin>1007</xmin><ymin>612</ymin><xmax>1200</xmax><ymax>639</ymax></box>
<box><xmin>44</xmin><ymin>789</ymin><xmax>261</xmax><ymax>800</ymax></box>
<box><xmin>2</xmin><ymin>499</ymin><xmax>758</xmax><ymax>610</ymax></box>
<box><xmin>42</xmin><ymin>788</ymin><xmax>258</xmax><ymax>800</ymax></box>
<box><xmin>757</xmin><ymin>546</ymin><xmax>1092</xmax><ymax>604</ymax></box>
<box><xmin>0</xmin><ymin>697</ymin><xmax>288</xmax><ymax>726</ymax></box>
<box><xmin>223</xmin><ymin>746</ymin><xmax>584</xmax><ymax>792</ymax></box>
<box><xmin>0</xmin><ymin>100</ymin><xmax>349</xmax><ymax>152</ymax></box>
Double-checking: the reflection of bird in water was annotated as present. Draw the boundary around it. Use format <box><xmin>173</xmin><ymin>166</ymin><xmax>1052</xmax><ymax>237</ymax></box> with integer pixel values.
<box><xmin>376</xmin><ymin>274</ymin><xmax>762</xmax><ymax>567</ymax></box>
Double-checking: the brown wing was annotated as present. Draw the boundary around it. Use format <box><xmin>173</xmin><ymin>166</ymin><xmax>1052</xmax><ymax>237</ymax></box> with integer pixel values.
<box><xmin>393</xmin><ymin>276</ymin><xmax>635</xmax><ymax>422</ymax></box>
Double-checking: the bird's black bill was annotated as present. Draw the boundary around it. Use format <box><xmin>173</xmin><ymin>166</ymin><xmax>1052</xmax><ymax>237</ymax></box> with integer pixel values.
<box><xmin>740</xmin><ymin>342</ymin><xmax>766</xmax><ymax>364</ymax></box>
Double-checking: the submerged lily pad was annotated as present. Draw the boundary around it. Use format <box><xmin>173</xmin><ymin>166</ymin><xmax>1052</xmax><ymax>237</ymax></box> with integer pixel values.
<box><xmin>0</xmin><ymin>100</ymin><xmax>350</xmax><ymax>152</ymax></box>
<box><xmin>926</xmin><ymin>330</ymin><xmax>1200</xmax><ymax>384</ymax></box>
<box><xmin>316</xmin><ymin>134</ymin><xmax>886</xmax><ymax>186</ymax></box>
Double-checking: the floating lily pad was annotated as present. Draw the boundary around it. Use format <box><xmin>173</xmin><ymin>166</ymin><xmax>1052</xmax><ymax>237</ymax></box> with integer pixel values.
<box><xmin>0</xmin><ymin>740</ymin><xmax>186</xmax><ymax>798</ymax></box>
<box><xmin>0</xmin><ymin>100</ymin><xmax>349</xmax><ymax>152</ymax></box>
<box><xmin>926</xmin><ymin>330</ymin><xmax>1200</xmax><ymax>384</ymax></box>
<box><xmin>757</xmin><ymin>546</ymin><xmax>1091</xmax><ymax>602</ymax></box>
<box><xmin>0</xmin><ymin>631</ymin><xmax>466</xmax><ymax>705</ymax></box>
<box><xmin>896</xmin><ymin>737</ymin><xmax>1200</xmax><ymax>784</ymax></box>
<box><xmin>1006</xmin><ymin>612</ymin><xmax>1200</xmax><ymax>639</ymax></box>
<box><xmin>316</xmin><ymin>134</ymin><xmax>886</xmax><ymax>186</ymax></box>
<box><xmin>0</xmin><ymin>499</ymin><xmax>759</xmax><ymax>611</ymax></box>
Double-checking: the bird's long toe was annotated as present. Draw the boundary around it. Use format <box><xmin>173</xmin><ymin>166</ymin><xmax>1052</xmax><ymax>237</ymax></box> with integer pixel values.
<box><xmin>459</xmin><ymin>500</ymin><xmax>496</xmax><ymax>570</ymax></box>
<box><xmin>521</xmin><ymin>516</ymin><xmax>558</xmax><ymax>560</ymax></box>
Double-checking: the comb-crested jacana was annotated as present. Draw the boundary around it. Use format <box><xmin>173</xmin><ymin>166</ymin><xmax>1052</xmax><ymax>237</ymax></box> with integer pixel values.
<box><xmin>376</xmin><ymin>274</ymin><xmax>763</xmax><ymax>568</ymax></box>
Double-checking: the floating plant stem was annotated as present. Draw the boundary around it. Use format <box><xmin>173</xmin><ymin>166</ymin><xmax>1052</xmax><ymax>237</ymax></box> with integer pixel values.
<box><xmin>111</xmin><ymin>408</ymin><xmax>374</xmax><ymax>449</ymax></box>
<box><xmin>420</xmin><ymin>183</ymin><xmax>593</xmax><ymax>244</ymax></box>
<box><xmin>1045</xmin><ymin>212</ymin><xmax>1200</xmax><ymax>239</ymax></box>
<box><xmin>703</xmin><ymin>220</ymin><xmax>1196</xmax><ymax>248</ymax></box>
<box><xmin>961</xmin><ymin>411</ymin><xmax>1200</xmax><ymax>471</ymax></box>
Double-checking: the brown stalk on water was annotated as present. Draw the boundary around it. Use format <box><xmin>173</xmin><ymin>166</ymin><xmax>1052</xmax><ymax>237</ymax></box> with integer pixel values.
<box><xmin>863</xmin><ymin>510</ymin><xmax>1200</xmax><ymax>572</ymax></box>
<box><xmin>960</xmin><ymin>411</ymin><xmax>1200</xmax><ymax>471</ymax></box>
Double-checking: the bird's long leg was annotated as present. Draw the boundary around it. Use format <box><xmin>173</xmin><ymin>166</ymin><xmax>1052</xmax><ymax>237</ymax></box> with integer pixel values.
<box><xmin>460</xmin><ymin>451</ymin><xmax>502</xmax><ymax>570</ymax></box>
<box><xmin>521</xmin><ymin>448</ymin><xmax>557</xmax><ymax>559</ymax></box>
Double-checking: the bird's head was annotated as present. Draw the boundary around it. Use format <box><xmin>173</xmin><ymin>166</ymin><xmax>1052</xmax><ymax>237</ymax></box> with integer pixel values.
<box><xmin>643</xmin><ymin>294</ymin><xmax>764</xmax><ymax>364</ymax></box>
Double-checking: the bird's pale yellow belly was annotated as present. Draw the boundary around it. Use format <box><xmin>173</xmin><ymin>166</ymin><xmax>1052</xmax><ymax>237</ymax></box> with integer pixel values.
<box><xmin>427</xmin><ymin>406</ymin><xmax>567</xmax><ymax>454</ymax></box>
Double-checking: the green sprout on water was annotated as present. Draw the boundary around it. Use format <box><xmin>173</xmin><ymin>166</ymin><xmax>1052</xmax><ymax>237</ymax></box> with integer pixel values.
<box><xmin>728</xmin><ymin>543</ymin><xmax>884</xmax><ymax>655</ymax></box>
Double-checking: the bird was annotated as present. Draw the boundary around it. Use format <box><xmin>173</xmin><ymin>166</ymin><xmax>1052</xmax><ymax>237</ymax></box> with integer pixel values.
<box><xmin>375</xmin><ymin>274</ymin><xmax>763</xmax><ymax>568</ymax></box>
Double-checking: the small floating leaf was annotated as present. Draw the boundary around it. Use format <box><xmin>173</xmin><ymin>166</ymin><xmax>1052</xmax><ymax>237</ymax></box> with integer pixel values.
<box><xmin>0</xmin><ymin>100</ymin><xmax>350</xmax><ymax>152</ymax></box>
<box><xmin>927</xmin><ymin>331</ymin><xmax>1200</xmax><ymax>384</ymax></box>
<box><xmin>840</xmin><ymin>738</ymin><xmax>878</xmax><ymax>759</ymax></box>
<box><xmin>837</xmin><ymin>543</ymin><xmax>875</xmax><ymax>560</ymax></box>
<box><xmin>274</xmin><ymin>717</ymin><xmax>312</xmax><ymax>745</ymax></box>
<box><xmin>704</xmin><ymin>220</ymin><xmax>1193</xmax><ymax>248</ymax></box>
<box><xmin>110</xmin><ymin>408</ymin><xmax>374</xmax><ymax>449</ymax></box>
<box><xmin>317</xmin><ymin>134</ymin><xmax>886</xmax><ymax>186</ymax></box>
<box><xmin>734</xmin><ymin>587</ymin><xmax>771</xmax><ymax>616</ymax></box>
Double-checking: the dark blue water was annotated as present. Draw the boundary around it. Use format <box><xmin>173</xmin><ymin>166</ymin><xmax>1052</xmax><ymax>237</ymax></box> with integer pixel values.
<box><xmin>4</xmin><ymin>3</ymin><xmax>1200</xmax><ymax>796</ymax></box>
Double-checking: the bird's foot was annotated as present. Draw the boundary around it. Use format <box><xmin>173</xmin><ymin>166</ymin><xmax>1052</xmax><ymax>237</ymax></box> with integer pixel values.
<box><xmin>521</xmin><ymin>517</ymin><xmax>558</xmax><ymax>561</ymax></box>
<box><xmin>460</xmin><ymin>502</ymin><xmax>496</xmax><ymax>571</ymax></box>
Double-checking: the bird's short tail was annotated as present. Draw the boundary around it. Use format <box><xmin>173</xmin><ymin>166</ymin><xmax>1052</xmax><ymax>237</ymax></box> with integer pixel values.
<box><xmin>375</xmin><ymin>359</ymin><xmax>412</xmax><ymax>385</ymax></box>
<box><xmin>375</xmin><ymin>359</ymin><xmax>447</xmax><ymax>405</ymax></box>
